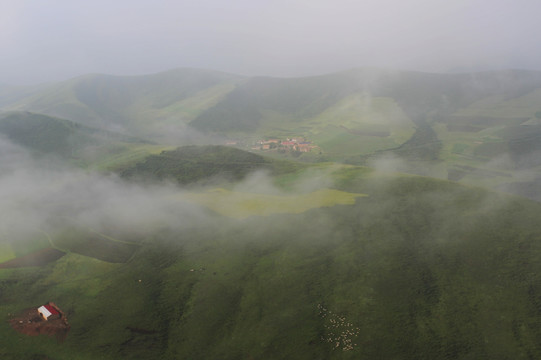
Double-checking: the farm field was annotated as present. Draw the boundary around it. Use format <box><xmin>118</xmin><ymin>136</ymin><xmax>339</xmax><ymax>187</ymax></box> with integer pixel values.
<box><xmin>181</xmin><ymin>187</ymin><xmax>367</xmax><ymax>218</ymax></box>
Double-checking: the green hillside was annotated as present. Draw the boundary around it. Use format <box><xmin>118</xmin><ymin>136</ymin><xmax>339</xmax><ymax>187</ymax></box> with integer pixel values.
<box><xmin>5</xmin><ymin>68</ymin><xmax>541</xmax><ymax>170</ymax></box>
<box><xmin>188</xmin><ymin>69</ymin><xmax>541</xmax><ymax>166</ymax></box>
<box><xmin>3</xmin><ymin>166</ymin><xmax>541</xmax><ymax>359</ymax></box>
<box><xmin>3</xmin><ymin>69</ymin><xmax>243</xmax><ymax>139</ymax></box>
<box><xmin>4</xmin><ymin>68</ymin><xmax>541</xmax><ymax>198</ymax></box>
<box><xmin>189</xmin><ymin>69</ymin><xmax>419</xmax><ymax>157</ymax></box>
<box><xmin>190</xmin><ymin>69</ymin><xmax>541</xmax><ymax>132</ymax></box>
<box><xmin>0</xmin><ymin>111</ymin><xmax>166</xmax><ymax>169</ymax></box>
<box><xmin>120</xmin><ymin>145</ymin><xmax>307</xmax><ymax>185</ymax></box>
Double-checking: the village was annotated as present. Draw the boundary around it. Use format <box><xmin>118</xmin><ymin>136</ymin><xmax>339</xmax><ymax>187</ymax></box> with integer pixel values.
<box><xmin>226</xmin><ymin>137</ymin><xmax>319</xmax><ymax>154</ymax></box>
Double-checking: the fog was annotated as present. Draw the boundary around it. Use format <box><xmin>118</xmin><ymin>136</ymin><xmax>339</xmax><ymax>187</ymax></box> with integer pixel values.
<box><xmin>2</xmin><ymin>0</ymin><xmax>541</xmax><ymax>85</ymax></box>
<box><xmin>0</xmin><ymin>136</ymin><xmax>209</xmax><ymax>243</ymax></box>
<box><xmin>0</xmin><ymin>136</ymin><xmax>341</xmax><ymax>246</ymax></box>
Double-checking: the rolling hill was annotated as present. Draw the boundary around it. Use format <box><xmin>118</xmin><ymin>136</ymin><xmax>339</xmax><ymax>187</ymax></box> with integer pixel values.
<box><xmin>4</xmin><ymin>68</ymin><xmax>541</xmax><ymax>198</ymax></box>
<box><xmin>189</xmin><ymin>68</ymin><xmax>541</xmax><ymax>131</ymax></box>
<box><xmin>120</xmin><ymin>145</ymin><xmax>307</xmax><ymax>185</ymax></box>
<box><xmin>3</xmin><ymin>162</ymin><xmax>541</xmax><ymax>359</ymax></box>
<box><xmin>0</xmin><ymin>111</ymin><xmax>167</xmax><ymax>169</ymax></box>
<box><xmin>1</xmin><ymin>68</ymin><xmax>243</xmax><ymax>139</ymax></box>
<box><xmin>5</xmin><ymin>68</ymin><xmax>541</xmax><ymax>166</ymax></box>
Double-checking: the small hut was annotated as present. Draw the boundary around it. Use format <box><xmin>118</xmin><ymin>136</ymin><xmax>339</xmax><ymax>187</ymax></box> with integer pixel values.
<box><xmin>37</xmin><ymin>303</ymin><xmax>61</xmax><ymax>321</ymax></box>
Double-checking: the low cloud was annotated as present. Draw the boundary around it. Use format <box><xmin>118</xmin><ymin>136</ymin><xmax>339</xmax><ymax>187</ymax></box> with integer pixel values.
<box><xmin>0</xmin><ymin>136</ymin><xmax>209</xmax><ymax>244</ymax></box>
<box><xmin>0</xmin><ymin>136</ymin><xmax>340</xmax><ymax>248</ymax></box>
<box><xmin>368</xmin><ymin>154</ymin><xmax>446</xmax><ymax>179</ymax></box>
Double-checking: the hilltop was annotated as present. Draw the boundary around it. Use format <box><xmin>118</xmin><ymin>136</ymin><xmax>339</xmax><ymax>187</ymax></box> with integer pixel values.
<box><xmin>120</xmin><ymin>145</ymin><xmax>306</xmax><ymax>185</ymax></box>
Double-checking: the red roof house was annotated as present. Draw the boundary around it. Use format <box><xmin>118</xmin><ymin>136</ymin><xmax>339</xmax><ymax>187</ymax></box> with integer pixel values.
<box><xmin>37</xmin><ymin>304</ymin><xmax>60</xmax><ymax>321</ymax></box>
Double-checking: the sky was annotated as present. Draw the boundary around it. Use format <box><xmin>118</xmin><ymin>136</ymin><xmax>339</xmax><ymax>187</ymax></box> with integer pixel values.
<box><xmin>1</xmin><ymin>0</ymin><xmax>540</xmax><ymax>85</ymax></box>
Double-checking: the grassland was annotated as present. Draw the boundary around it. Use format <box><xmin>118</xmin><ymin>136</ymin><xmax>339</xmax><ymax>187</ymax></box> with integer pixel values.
<box><xmin>3</xmin><ymin>167</ymin><xmax>541</xmax><ymax>359</ymax></box>
<box><xmin>0</xmin><ymin>243</ymin><xmax>15</xmax><ymax>262</ymax></box>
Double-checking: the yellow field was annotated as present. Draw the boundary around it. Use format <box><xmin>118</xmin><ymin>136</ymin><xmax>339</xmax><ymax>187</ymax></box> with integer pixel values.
<box><xmin>182</xmin><ymin>188</ymin><xmax>367</xmax><ymax>219</ymax></box>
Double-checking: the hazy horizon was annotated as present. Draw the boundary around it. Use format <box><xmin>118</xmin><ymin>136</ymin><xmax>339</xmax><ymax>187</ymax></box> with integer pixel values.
<box><xmin>2</xmin><ymin>0</ymin><xmax>540</xmax><ymax>86</ymax></box>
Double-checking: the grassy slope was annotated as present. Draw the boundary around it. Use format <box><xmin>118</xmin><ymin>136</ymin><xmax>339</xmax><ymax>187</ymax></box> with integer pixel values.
<box><xmin>3</xmin><ymin>69</ymin><xmax>242</xmax><ymax>138</ymax></box>
<box><xmin>0</xmin><ymin>111</ymin><xmax>108</xmax><ymax>157</ymax></box>
<box><xmin>434</xmin><ymin>84</ymin><xmax>541</xmax><ymax>194</ymax></box>
<box><xmin>190</xmin><ymin>69</ymin><xmax>419</xmax><ymax>158</ymax></box>
<box><xmin>0</xmin><ymin>111</ymin><xmax>169</xmax><ymax>169</ymax></box>
<box><xmin>258</xmin><ymin>93</ymin><xmax>416</xmax><ymax>158</ymax></box>
<box><xmin>189</xmin><ymin>69</ymin><xmax>541</xmax><ymax>165</ymax></box>
<box><xmin>5</xmin><ymin>68</ymin><xmax>541</xmax><ymax>170</ymax></box>
<box><xmin>190</xmin><ymin>69</ymin><xmax>541</xmax><ymax>132</ymax></box>
<box><xmin>0</xmin><ymin>83</ymin><xmax>46</xmax><ymax>108</ymax></box>
<box><xmin>2</xmin><ymin>166</ymin><xmax>541</xmax><ymax>359</ymax></box>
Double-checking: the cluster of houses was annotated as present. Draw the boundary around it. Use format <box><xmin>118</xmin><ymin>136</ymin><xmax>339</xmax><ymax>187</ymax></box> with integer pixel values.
<box><xmin>251</xmin><ymin>137</ymin><xmax>318</xmax><ymax>153</ymax></box>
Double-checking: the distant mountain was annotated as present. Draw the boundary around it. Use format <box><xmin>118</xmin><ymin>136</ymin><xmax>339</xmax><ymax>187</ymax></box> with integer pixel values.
<box><xmin>2</xmin><ymin>68</ymin><xmax>244</xmax><ymax>138</ymax></box>
<box><xmin>190</xmin><ymin>68</ymin><xmax>541</xmax><ymax>131</ymax></box>
<box><xmin>0</xmin><ymin>83</ymin><xmax>45</xmax><ymax>108</ymax></box>
<box><xmin>7</xmin><ymin>68</ymin><xmax>541</xmax><ymax>140</ymax></box>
